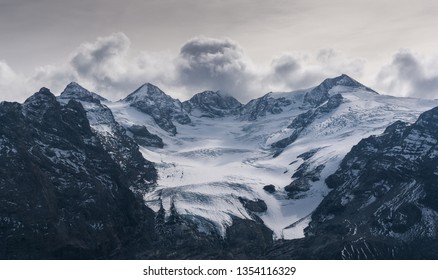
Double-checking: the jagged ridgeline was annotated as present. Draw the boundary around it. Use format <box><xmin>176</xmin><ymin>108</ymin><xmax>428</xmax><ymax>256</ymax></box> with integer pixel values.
<box><xmin>1</xmin><ymin>75</ymin><xmax>438</xmax><ymax>259</ymax></box>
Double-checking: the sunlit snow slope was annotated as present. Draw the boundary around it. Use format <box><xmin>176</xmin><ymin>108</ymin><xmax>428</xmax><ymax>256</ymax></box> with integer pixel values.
<box><xmin>107</xmin><ymin>75</ymin><xmax>438</xmax><ymax>239</ymax></box>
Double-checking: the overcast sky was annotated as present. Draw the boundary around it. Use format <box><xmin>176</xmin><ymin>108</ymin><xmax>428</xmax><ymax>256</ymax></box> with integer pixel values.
<box><xmin>1</xmin><ymin>0</ymin><xmax>438</xmax><ymax>102</ymax></box>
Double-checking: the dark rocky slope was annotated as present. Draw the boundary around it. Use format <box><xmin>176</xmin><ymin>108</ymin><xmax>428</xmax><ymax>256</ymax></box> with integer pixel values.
<box><xmin>0</xmin><ymin>88</ymin><xmax>157</xmax><ymax>259</ymax></box>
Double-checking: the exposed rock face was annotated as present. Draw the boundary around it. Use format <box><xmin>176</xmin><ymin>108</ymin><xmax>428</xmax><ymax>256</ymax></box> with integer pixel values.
<box><xmin>127</xmin><ymin>125</ymin><xmax>164</xmax><ymax>148</ymax></box>
<box><xmin>183</xmin><ymin>90</ymin><xmax>242</xmax><ymax>118</ymax></box>
<box><xmin>240</xmin><ymin>93</ymin><xmax>292</xmax><ymax>121</ymax></box>
<box><xmin>0</xmin><ymin>88</ymin><xmax>158</xmax><ymax>259</ymax></box>
<box><xmin>268</xmin><ymin>106</ymin><xmax>438</xmax><ymax>259</ymax></box>
<box><xmin>263</xmin><ymin>184</ymin><xmax>276</xmax><ymax>193</ymax></box>
<box><xmin>239</xmin><ymin>197</ymin><xmax>268</xmax><ymax>213</ymax></box>
<box><xmin>123</xmin><ymin>83</ymin><xmax>191</xmax><ymax>135</ymax></box>
<box><xmin>138</xmin><ymin>202</ymin><xmax>273</xmax><ymax>259</ymax></box>
<box><xmin>285</xmin><ymin>164</ymin><xmax>325</xmax><ymax>198</ymax></box>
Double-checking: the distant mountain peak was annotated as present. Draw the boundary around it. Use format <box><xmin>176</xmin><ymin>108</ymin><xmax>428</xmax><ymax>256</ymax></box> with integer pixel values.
<box><xmin>302</xmin><ymin>74</ymin><xmax>377</xmax><ymax>108</ymax></box>
<box><xmin>66</xmin><ymin>81</ymin><xmax>82</xmax><ymax>88</ymax></box>
<box><xmin>188</xmin><ymin>90</ymin><xmax>237</xmax><ymax>102</ymax></box>
<box><xmin>125</xmin><ymin>83</ymin><xmax>165</xmax><ymax>101</ymax></box>
<box><xmin>60</xmin><ymin>82</ymin><xmax>107</xmax><ymax>102</ymax></box>
<box><xmin>183</xmin><ymin>90</ymin><xmax>242</xmax><ymax>118</ymax></box>
<box><xmin>123</xmin><ymin>83</ymin><xmax>191</xmax><ymax>135</ymax></box>
<box><xmin>193</xmin><ymin>90</ymin><xmax>232</xmax><ymax>98</ymax></box>
<box><xmin>320</xmin><ymin>74</ymin><xmax>368</xmax><ymax>89</ymax></box>
<box><xmin>196</xmin><ymin>90</ymin><xmax>221</xmax><ymax>96</ymax></box>
<box><xmin>24</xmin><ymin>87</ymin><xmax>56</xmax><ymax>104</ymax></box>
<box><xmin>22</xmin><ymin>87</ymin><xmax>60</xmax><ymax>123</ymax></box>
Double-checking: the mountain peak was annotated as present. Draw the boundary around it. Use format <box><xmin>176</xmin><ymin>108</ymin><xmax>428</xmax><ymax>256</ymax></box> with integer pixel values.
<box><xmin>66</xmin><ymin>81</ymin><xmax>81</xmax><ymax>87</ymax></box>
<box><xmin>189</xmin><ymin>90</ymin><xmax>231</xmax><ymax>101</ymax></box>
<box><xmin>60</xmin><ymin>82</ymin><xmax>106</xmax><ymax>102</ymax></box>
<box><xmin>62</xmin><ymin>82</ymin><xmax>87</xmax><ymax>94</ymax></box>
<box><xmin>135</xmin><ymin>82</ymin><xmax>163</xmax><ymax>95</ymax></box>
<box><xmin>183</xmin><ymin>90</ymin><xmax>242</xmax><ymax>118</ymax></box>
<box><xmin>193</xmin><ymin>90</ymin><xmax>232</xmax><ymax>98</ymax></box>
<box><xmin>123</xmin><ymin>83</ymin><xmax>190</xmax><ymax>134</ymax></box>
<box><xmin>319</xmin><ymin>74</ymin><xmax>378</xmax><ymax>94</ymax></box>
<box><xmin>123</xmin><ymin>83</ymin><xmax>168</xmax><ymax>103</ymax></box>
<box><xmin>25</xmin><ymin>87</ymin><xmax>56</xmax><ymax>103</ymax></box>
<box><xmin>321</xmin><ymin>74</ymin><xmax>363</xmax><ymax>88</ymax></box>
<box><xmin>302</xmin><ymin>74</ymin><xmax>377</xmax><ymax>108</ymax></box>
<box><xmin>22</xmin><ymin>87</ymin><xmax>60</xmax><ymax>122</ymax></box>
<box><xmin>38</xmin><ymin>87</ymin><xmax>52</xmax><ymax>94</ymax></box>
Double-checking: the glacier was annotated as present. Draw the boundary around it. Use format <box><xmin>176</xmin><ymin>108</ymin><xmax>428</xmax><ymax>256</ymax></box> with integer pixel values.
<box><xmin>97</xmin><ymin>75</ymin><xmax>438</xmax><ymax>240</ymax></box>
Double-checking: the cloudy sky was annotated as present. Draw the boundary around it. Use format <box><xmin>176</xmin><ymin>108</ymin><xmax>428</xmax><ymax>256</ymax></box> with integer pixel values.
<box><xmin>1</xmin><ymin>0</ymin><xmax>438</xmax><ymax>102</ymax></box>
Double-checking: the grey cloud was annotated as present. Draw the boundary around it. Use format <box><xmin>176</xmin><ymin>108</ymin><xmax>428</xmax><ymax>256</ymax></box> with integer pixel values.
<box><xmin>272</xmin><ymin>55</ymin><xmax>301</xmax><ymax>77</ymax></box>
<box><xmin>30</xmin><ymin>65</ymin><xmax>79</xmax><ymax>95</ymax></box>
<box><xmin>70</xmin><ymin>33</ymin><xmax>130</xmax><ymax>84</ymax></box>
<box><xmin>67</xmin><ymin>32</ymin><xmax>171</xmax><ymax>99</ymax></box>
<box><xmin>1</xmin><ymin>33</ymin><xmax>373</xmax><ymax>103</ymax></box>
<box><xmin>175</xmin><ymin>37</ymin><xmax>257</xmax><ymax>101</ymax></box>
<box><xmin>315</xmin><ymin>49</ymin><xmax>365</xmax><ymax>78</ymax></box>
<box><xmin>269</xmin><ymin>54</ymin><xmax>322</xmax><ymax>89</ymax></box>
<box><xmin>266</xmin><ymin>50</ymin><xmax>365</xmax><ymax>92</ymax></box>
<box><xmin>0</xmin><ymin>60</ymin><xmax>30</xmax><ymax>102</ymax></box>
<box><xmin>376</xmin><ymin>51</ymin><xmax>438</xmax><ymax>99</ymax></box>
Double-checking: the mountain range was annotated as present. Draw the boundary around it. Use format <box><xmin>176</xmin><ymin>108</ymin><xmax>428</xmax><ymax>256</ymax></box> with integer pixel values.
<box><xmin>1</xmin><ymin>74</ymin><xmax>438</xmax><ymax>259</ymax></box>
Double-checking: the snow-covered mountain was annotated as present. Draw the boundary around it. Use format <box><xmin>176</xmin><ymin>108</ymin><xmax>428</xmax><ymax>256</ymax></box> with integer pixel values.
<box><xmin>106</xmin><ymin>74</ymin><xmax>438</xmax><ymax>240</ymax></box>
<box><xmin>2</xmin><ymin>74</ymin><xmax>438</xmax><ymax>259</ymax></box>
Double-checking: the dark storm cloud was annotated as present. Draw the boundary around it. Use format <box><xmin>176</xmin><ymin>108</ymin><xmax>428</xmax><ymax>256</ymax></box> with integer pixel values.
<box><xmin>71</xmin><ymin>33</ymin><xmax>129</xmax><ymax>78</ymax></box>
<box><xmin>175</xmin><ymin>37</ymin><xmax>256</xmax><ymax>100</ymax></box>
<box><xmin>377</xmin><ymin>51</ymin><xmax>438</xmax><ymax>99</ymax></box>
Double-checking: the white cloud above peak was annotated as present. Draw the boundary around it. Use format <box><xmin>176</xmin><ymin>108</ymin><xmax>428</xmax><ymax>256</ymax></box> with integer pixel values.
<box><xmin>2</xmin><ymin>33</ymin><xmax>438</xmax><ymax>103</ymax></box>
